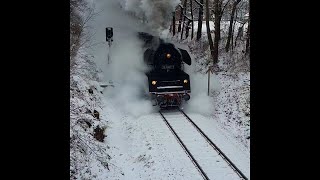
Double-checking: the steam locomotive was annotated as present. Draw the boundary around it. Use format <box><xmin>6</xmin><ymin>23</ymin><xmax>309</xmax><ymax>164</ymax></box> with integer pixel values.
<box><xmin>138</xmin><ymin>32</ymin><xmax>192</xmax><ymax>108</ymax></box>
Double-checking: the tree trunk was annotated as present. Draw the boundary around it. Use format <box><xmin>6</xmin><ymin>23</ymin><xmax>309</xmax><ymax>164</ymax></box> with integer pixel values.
<box><xmin>217</xmin><ymin>0</ymin><xmax>227</xmax><ymax>41</ymax></box>
<box><xmin>226</xmin><ymin>0</ymin><xmax>241</xmax><ymax>52</ymax></box>
<box><xmin>206</xmin><ymin>0</ymin><xmax>214</xmax><ymax>63</ymax></box>
<box><xmin>234</xmin><ymin>23</ymin><xmax>243</xmax><ymax>47</ymax></box>
<box><xmin>190</xmin><ymin>0</ymin><xmax>194</xmax><ymax>40</ymax></box>
<box><xmin>186</xmin><ymin>20</ymin><xmax>191</xmax><ymax>39</ymax></box>
<box><xmin>181</xmin><ymin>0</ymin><xmax>188</xmax><ymax>40</ymax></box>
<box><xmin>245</xmin><ymin>16</ymin><xmax>250</xmax><ymax>55</ymax></box>
<box><xmin>231</xmin><ymin>8</ymin><xmax>238</xmax><ymax>51</ymax></box>
<box><xmin>172</xmin><ymin>11</ymin><xmax>176</xmax><ymax>36</ymax></box>
<box><xmin>213</xmin><ymin>0</ymin><xmax>220</xmax><ymax>64</ymax></box>
<box><xmin>178</xmin><ymin>5</ymin><xmax>183</xmax><ymax>32</ymax></box>
<box><xmin>217</xmin><ymin>16</ymin><xmax>222</xmax><ymax>41</ymax></box>
<box><xmin>196</xmin><ymin>0</ymin><xmax>204</xmax><ymax>40</ymax></box>
<box><xmin>244</xmin><ymin>3</ymin><xmax>250</xmax><ymax>55</ymax></box>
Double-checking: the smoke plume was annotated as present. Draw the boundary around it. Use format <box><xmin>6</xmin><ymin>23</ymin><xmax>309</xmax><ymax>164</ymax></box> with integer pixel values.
<box><xmin>120</xmin><ymin>0</ymin><xmax>181</xmax><ymax>32</ymax></box>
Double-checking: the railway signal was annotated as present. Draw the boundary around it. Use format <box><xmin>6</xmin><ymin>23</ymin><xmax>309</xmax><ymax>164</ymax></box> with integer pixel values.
<box><xmin>105</xmin><ymin>27</ymin><xmax>113</xmax><ymax>64</ymax></box>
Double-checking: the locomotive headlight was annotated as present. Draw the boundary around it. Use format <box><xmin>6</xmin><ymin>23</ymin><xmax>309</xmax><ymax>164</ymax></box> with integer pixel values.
<box><xmin>166</xmin><ymin>53</ymin><xmax>171</xmax><ymax>59</ymax></box>
<box><xmin>183</xmin><ymin>79</ymin><xmax>188</xmax><ymax>84</ymax></box>
<box><xmin>152</xmin><ymin>80</ymin><xmax>157</xmax><ymax>85</ymax></box>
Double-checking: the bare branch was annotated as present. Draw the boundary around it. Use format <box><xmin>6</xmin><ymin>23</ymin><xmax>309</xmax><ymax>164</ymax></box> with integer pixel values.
<box><xmin>184</xmin><ymin>15</ymin><xmax>192</xmax><ymax>21</ymax></box>
<box><xmin>194</xmin><ymin>0</ymin><xmax>204</xmax><ymax>7</ymax></box>
<box><xmin>222</xmin><ymin>0</ymin><xmax>232</xmax><ymax>14</ymax></box>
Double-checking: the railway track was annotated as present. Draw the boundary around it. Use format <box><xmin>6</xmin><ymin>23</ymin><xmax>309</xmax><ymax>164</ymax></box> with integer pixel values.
<box><xmin>159</xmin><ymin>109</ymin><xmax>248</xmax><ymax>180</ymax></box>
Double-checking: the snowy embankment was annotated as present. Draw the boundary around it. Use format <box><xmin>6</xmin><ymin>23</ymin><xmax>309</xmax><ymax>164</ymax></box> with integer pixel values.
<box><xmin>70</xmin><ymin>47</ymin><xmax>111</xmax><ymax>179</ymax></box>
<box><xmin>70</xmin><ymin>0</ymin><xmax>114</xmax><ymax>178</ymax></box>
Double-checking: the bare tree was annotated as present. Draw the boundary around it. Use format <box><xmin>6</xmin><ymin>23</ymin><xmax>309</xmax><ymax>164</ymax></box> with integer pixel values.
<box><xmin>234</xmin><ymin>22</ymin><xmax>244</xmax><ymax>46</ymax></box>
<box><xmin>212</xmin><ymin>0</ymin><xmax>230</xmax><ymax>64</ymax></box>
<box><xmin>234</xmin><ymin>2</ymin><xmax>247</xmax><ymax>46</ymax></box>
<box><xmin>212</xmin><ymin>0</ymin><xmax>219</xmax><ymax>64</ymax></box>
<box><xmin>231</xmin><ymin>6</ymin><xmax>238</xmax><ymax>51</ymax></box>
<box><xmin>213</xmin><ymin>0</ymin><xmax>230</xmax><ymax>40</ymax></box>
<box><xmin>70</xmin><ymin>0</ymin><xmax>98</xmax><ymax>68</ymax></box>
<box><xmin>225</xmin><ymin>0</ymin><xmax>242</xmax><ymax>52</ymax></box>
<box><xmin>180</xmin><ymin>0</ymin><xmax>188</xmax><ymax>40</ymax></box>
<box><xmin>172</xmin><ymin>11</ymin><xmax>176</xmax><ymax>36</ymax></box>
<box><xmin>178</xmin><ymin>5</ymin><xmax>183</xmax><ymax>32</ymax></box>
<box><xmin>245</xmin><ymin>14</ymin><xmax>250</xmax><ymax>55</ymax></box>
<box><xmin>205</xmin><ymin>0</ymin><xmax>214</xmax><ymax>63</ymax></box>
<box><xmin>195</xmin><ymin>0</ymin><xmax>204</xmax><ymax>40</ymax></box>
<box><xmin>190</xmin><ymin>0</ymin><xmax>194</xmax><ymax>39</ymax></box>
<box><xmin>185</xmin><ymin>20</ymin><xmax>190</xmax><ymax>39</ymax></box>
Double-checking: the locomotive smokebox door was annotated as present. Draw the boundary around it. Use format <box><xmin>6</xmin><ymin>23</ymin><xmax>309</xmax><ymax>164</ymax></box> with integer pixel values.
<box><xmin>106</xmin><ymin>27</ymin><xmax>113</xmax><ymax>41</ymax></box>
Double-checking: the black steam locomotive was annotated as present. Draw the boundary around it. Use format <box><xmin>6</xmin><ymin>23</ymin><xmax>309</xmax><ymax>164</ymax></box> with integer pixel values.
<box><xmin>138</xmin><ymin>32</ymin><xmax>192</xmax><ymax>108</ymax></box>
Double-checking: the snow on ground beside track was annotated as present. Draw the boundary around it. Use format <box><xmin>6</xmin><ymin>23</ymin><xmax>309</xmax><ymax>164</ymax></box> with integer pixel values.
<box><xmin>187</xmin><ymin>113</ymin><xmax>250</xmax><ymax>179</ymax></box>
<box><xmin>102</xmin><ymin>98</ymin><xmax>203</xmax><ymax>180</ymax></box>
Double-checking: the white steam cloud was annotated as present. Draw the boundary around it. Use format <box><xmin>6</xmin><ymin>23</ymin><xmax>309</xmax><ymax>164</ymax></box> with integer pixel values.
<box><xmin>183</xmin><ymin>73</ymin><xmax>221</xmax><ymax>116</ymax></box>
<box><xmin>87</xmin><ymin>0</ymin><xmax>157</xmax><ymax>117</ymax></box>
<box><xmin>93</xmin><ymin>0</ymin><xmax>220</xmax><ymax>117</ymax></box>
<box><xmin>120</xmin><ymin>0</ymin><xmax>181</xmax><ymax>32</ymax></box>
<box><xmin>182</xmin><ymin>51</ymin><xmax>222</xmax><ymax>116</ymax></box>
<box><xmin>103</xmin><ymin>34</ymin><xmax>156</xmax><ymax>117</ymax></box>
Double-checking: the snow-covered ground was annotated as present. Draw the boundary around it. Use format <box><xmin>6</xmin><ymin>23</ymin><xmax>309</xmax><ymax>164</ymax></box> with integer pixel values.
<box><xmin>101</xmin><ymin>98</ymin><xmax>250</xmax><ymax>179</ymax></box>
<box><xmin>70</xmin><ymin>0</ymin><xmax>250</xmax><ymax>179</ymax></box>
<box><xmin>103</xmin><ymin>100</ymin><xmax>203</xmax><ymax>180</ymax></box>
